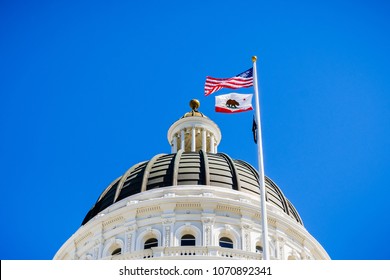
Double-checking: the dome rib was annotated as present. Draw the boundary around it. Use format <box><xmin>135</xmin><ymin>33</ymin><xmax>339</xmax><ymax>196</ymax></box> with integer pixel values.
<box><xmin>199</xmin><ymin>149</ymin><xmax>210</xmax><ymax>185</ymax></box>
<box><xmin>287</xmin><ymin>199</ymin><xmax>303</xmax><ymax>225</ymax></box>
<box><xmin>219</xmin><ymin>153</ymin><xmax>241</xmax><ymax>191</ymax></box>
<box><xmin>235</xmin><ymin>160</ymin><xmax>261</xmax><ymax>195</ymax></box>
<box><xmin>141</xmin><ymin>154</ymin><xmax>166</xmax><ymax>192</ymax></box>
<box><xmin>114</xmin><ymin>161</ymin><xmax>147</xmax><ymax>204</ymax></box>
<box><xmin>265</xmin><ymin>177</ymin><xmax>290</xmax><ymax>216</ymax></box>
<box><xmin>114</xmin><ymin>162</ymin><xmax>143</xmax><ymax>203</ymax></box>
<box><xmin>172</xmin><ymin>149</ymin><xmax>183</xmax><ymax>186</ymax></box>
<box><xmin>97</xmin><ymin>176</ymin><xmax>122</xmax><ymax>203</ymax></box>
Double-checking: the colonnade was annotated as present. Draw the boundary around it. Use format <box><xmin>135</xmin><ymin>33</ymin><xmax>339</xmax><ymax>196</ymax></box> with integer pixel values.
<box><xmin>170</xmin><ymin>126</ymin><xmax>217</xmax><ymax>153</ymax></box>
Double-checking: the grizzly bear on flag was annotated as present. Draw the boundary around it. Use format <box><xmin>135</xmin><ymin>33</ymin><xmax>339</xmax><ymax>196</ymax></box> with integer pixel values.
<box><xmin>226</xmin><ymin>99</ymin><xmax>240</xmax><ymax>108</ymax></box>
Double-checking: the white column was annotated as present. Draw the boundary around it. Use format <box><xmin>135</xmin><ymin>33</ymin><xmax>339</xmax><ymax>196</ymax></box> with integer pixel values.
<box><xmin>172</xmin><ymin>134</ymin><xmax>178</xmax><ymax>153</ymax></box>
<box><xmin>202</xmin><ymin>129</ymin><xmax>207</xmax><ymax>151</ymax></box>
<box><xmin>162</xmin><ymin>218</ymin><xmax>175</xmax><ymax>247</ymax></box>
<box><xmin>201</xmin><ymin>216</ymin><xmax>215</xmax><ymax>247</ymax></box>
<box><xmin>191</xmin><ymin>126</ymin><xmax>196</xmax><ymax>152</ymax></box>
<box><xmin>210</xmin><ymin>134</ymin><xmax>215</xmax><ymax>153</ymax></box>
<box><xmin>180</xmin><ymin>129</ymin><xmax>185</xmax><ymax>151</ymax></box>
<box><xmin>241</xmin><ymin>224</ymin><xmax>252</xmax><ymax>252</ymax></box>
<box><xmin>125</xmin><ymin>228</ymin><xmax>136</xmax><ymax>253</ymax></box>
<box><xmin>276</xmin><ymin>237</ymin><xmax>284</xmax><ymax>259</ymax></box>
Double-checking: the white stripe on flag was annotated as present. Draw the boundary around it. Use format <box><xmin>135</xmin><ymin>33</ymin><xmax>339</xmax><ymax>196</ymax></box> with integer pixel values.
<box><xmin>215</xmin><ymin>93</ymin><xmax>253</xmax><ymax>113</ymax></box>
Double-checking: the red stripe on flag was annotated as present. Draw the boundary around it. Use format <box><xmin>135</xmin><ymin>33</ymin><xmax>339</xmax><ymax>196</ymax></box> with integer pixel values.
<box><xmin>204</xmin><ymin>69</ymin><xmax>253</xmax><ymax>96</ymax></box>
<box><xmin>215</xmin><ymin>106</ymin><xmax>253</xmax><ymax>113</ymax></box>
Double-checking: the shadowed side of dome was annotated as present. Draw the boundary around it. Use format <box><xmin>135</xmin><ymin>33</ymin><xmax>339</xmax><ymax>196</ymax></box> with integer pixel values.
<box><xmin>81</xmin><ymin>151</ymin><xmax>303</xmax><ymax>226</ymax></box>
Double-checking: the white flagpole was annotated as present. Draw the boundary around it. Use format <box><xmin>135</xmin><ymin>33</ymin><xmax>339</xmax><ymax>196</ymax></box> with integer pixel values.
<box><xmin>252</xmin><ymin>56</ymin><xmax>270</xmax><ymax>260</ymax></box>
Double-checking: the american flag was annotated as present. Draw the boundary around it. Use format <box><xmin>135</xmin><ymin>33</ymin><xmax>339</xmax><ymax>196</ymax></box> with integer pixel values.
<box><xmin>204</xmin><ymin>68</ymin><xmax>253</xmax><ymax>96</ymax></box>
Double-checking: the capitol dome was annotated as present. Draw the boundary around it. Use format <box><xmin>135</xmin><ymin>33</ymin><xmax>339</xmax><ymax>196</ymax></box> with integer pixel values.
<box><xmin>82</xmin><ymin>151</ymin><xmax>303</xmax><ymax>226</ymax></box>
<box><xmin>54</xmin><ymin>100</ymin><xmax>330</xmax><ymax>260</ymax></box>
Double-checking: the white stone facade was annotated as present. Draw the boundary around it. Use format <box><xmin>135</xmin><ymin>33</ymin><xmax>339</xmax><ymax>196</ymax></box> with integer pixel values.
<box><xmin>54</xmin><ymin>185</ymin><xmax>330</xmax><ymax>260</ymax></box>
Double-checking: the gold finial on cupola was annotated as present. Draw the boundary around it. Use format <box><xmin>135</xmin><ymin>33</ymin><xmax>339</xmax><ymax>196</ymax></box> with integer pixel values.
<box><xmin>189</xmin><ymin>99</ymin><xmax>200</xmax><ymax>111</ymax></box>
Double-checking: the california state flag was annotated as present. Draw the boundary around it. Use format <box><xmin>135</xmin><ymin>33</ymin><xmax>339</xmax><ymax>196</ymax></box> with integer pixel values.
<box><xmin>215</xmin><ymin>93</ymin><xmax>253</xmax><ymax>113</ymax></box>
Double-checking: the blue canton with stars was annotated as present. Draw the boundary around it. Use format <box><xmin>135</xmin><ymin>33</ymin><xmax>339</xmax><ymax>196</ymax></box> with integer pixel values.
<box><xmin>236</xmin><ymin>68</ymin><xmax>253</xmax><ymax>78</ymax></box>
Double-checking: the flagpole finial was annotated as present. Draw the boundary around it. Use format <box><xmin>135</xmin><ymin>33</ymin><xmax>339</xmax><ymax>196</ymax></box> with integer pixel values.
<box><xmin>189</xmin><ymin>99</ymin><xmax>200</xmax><ymax>111</ymax></box>
<box><xmin>252</xmin><ymin>56</ymin><xmax>257</xmax><ymax>62</ymax></box>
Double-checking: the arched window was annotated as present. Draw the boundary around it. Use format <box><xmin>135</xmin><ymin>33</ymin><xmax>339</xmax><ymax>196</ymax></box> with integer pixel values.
<box><xmin>256</xmin><ymin>245</ymin><xmax>263</xmax><ymax>254</ymax></box>
<box><xmin>181</xmin><ymin>234</ymin><xmax>196</xmax><ymax>246</ymax></box>
<box><xmin>111</xmin><ymin>248</ymin><xmax>122</xmax><ymax>256</ymax></box>
<box><xmin>219</xmin><ymin>237</ymin><xmax>233</xmax><ymax>249</ymax></box>
<box><xmin>144</xmin><ymin>238</ymin><xmax>158</xmax><ymax>249</ymax></box>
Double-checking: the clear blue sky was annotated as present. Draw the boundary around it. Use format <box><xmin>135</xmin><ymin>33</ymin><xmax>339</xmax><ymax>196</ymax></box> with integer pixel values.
<box><xmin>1</xmin><ymin>0</ymin><xmax>389</xmax><ymax>260</ymax></box>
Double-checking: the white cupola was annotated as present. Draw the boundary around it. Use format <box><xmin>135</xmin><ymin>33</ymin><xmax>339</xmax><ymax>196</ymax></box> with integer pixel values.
<box><xmin>167</xmin><ymin>99</ymin><xmax>221</xmax><ymax>153</ymax></box>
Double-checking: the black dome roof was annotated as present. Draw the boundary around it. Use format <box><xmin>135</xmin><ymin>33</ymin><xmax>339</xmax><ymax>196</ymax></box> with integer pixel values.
<box><xmin>82</xmin><ymin>151</ymin><xmax>302</xmax><ymax>225</ymax></box>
